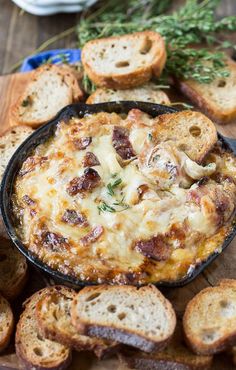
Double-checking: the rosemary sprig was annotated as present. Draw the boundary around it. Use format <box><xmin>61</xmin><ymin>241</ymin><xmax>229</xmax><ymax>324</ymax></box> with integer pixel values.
<box><xmin>98</xmin><ymin>202</ymin><xmax>116</xmax><ymax>213</ymax></box>
<box><xmin>77</xmin><ymin>0</ymin><xmax>236</xmax><ymax>84</ymax></box>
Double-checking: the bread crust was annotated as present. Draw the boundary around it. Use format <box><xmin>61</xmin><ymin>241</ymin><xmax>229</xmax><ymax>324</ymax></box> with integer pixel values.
<box><xmin>15</xmin><ymin>286</ymin><xmax>72</xmax><ymax>370</ymax></box>
<box><xmin>82</xmin><ymin>31</ymin><xmax>166</xmax><ymax>89</ymax></box>
<box><xmin>177</xmin><ymin>59</ymin><xmax>236</xmax><ymax>125</ymax></box>
<box><xmin>11</xmin><ymin>64</ymin><xmax>84</xmax><ymax>128</ymax></box>
<box><xmin>0</xmin><ymin>295</ymin><xmax>14</xmax><ymax>353</ymax></box>
<box><xmin>36</xmin><ymin>290</ymin><xmax>119</xmax><ymax>359</ymax></box>
<box><xmin>71</xmin><ymin>285</ymin><xmax>176</xmax><ymax>353</ymax></box>
<box><xmin>183</xmin><ymin>286</ymin><xmax>236</xmax><ymax>355</ymax></box>
<box><xmin>0</xmin><ymin>240</ymin><xmax>28</xmax><ymax>300</ymax></box>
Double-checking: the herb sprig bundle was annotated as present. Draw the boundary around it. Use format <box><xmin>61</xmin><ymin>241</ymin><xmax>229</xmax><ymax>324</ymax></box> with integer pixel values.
<box><xmin>77</xmin><ymin>0</ymin><xmax>236</xmax><ymax>84</ymax></box>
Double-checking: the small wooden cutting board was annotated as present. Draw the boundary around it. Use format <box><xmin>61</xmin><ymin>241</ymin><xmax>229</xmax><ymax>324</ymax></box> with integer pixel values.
<box><xmin>0</xmin><ymin>71</ymin><xmax>236</xmax><ymax>370</ymax></box>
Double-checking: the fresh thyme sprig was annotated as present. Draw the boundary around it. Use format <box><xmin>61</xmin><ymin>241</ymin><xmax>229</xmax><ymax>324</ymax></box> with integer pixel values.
<box><xmin>77</xmin><ymin>0</ymin><xmax>236</xmax><ymax>84</ymax></box>
<box><xmin>107</xmin><ymin>178</ymin><xmax>122</xmax><ymax>196</ymax></box>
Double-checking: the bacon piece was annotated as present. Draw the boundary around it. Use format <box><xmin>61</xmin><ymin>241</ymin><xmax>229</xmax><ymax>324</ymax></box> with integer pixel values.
<box><xmin>61</xmin><ymin>209</ymin><xmax>88</xmax><ymax>227</ymax></box>
<box><xmin>80</xmin><ymin>225</ymin><xmax>104</xmax><ymax>246</ymax></box>
<box><xmin>73</xmin><ymin>137</ymin><xmax>92</xmax><ymax>150</ymax></box>
<box><xmin>83</xmin><ymin>152</ymin><xmax>100</xmax><ymax>167</ymax></box>
<box><xmin>22</xmin><ymin>195</ymin><xmax>35</xmax><ymax>206</ymax></box>
<box><xmin>19</xmin><ymin>156</ymin><xmax>48</xmax><ymax>177</ymax></box>
<box><xmin>135</xmin><ymin>235</ymin><xmax>171</xmax><ymax>261</ymax></box>
<box><xmin>42</xmin><ymin>231</ymin><xmax>68</xmax><ymax>252</ymax></box>
<box><xmin>67</xmin><ymin>168</ymin><xmax>101</xmax><ymax>196</ymax></box>
<box><xmin>112</xmin><ymin>126</ymin><xmax>136</xmax><ymax>160</ymax></box>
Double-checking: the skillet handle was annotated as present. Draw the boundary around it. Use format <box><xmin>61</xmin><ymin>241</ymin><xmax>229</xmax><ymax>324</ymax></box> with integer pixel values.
<box><xmin>221</xmin><ymin>135</ymin><xmax>236</xmax><ymax>154</ymax></box>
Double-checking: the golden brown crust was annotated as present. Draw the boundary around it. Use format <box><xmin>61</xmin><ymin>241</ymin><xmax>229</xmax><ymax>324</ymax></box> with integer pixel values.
<box><xmin>82</xmin><ymin>31</ymin><xmax>166</xmax><ymax>89</ymax></box>
<box><xmin>11</xmin><ymin>64</ymin><xmax>84</xmax><ymax>128</ymax></box>
<box><xmin>183</xmin><ymin>286</ymin><xmax>236</xmax><ymax>355</ymax></box>
<box><xmin>0</xmin><ymin>295</ymin><xmax>14</xmax><ymax>353</ymax></box>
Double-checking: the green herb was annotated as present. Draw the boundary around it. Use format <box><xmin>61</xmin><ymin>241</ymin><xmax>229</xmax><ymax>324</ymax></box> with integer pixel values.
<box><xmin>41</xmin><ymin>52</ymin><xmax>70</xmax><ymax>66</ymax></box>
<box><xmin>82</xmin><ymin>73</ymin><xmax>96</xmax><ymax>94</ymax></box>
<box><xmin>21</xmin><ymin>97</ymin><xmax>30</xmax><ymax>107</ymax></box>
<box><xmin>111</xmin><ymin>173</ymin><xmax>118</xmax><ymax>178</ymax></box>
<box><xmin>77</xmin><ymin>0</ymin><xmax>236</xmax><ymax>84</ymax></box>
<box><xmin>98</xmin><ymin>202</ymin><xmax>116</xmax><ymax>213</ymax></box>
<box><xmin>107</xmin><ymin>178</ymin><xmax>122</xmax><ymax>196</ymax></box>
<box><xmin>147</xmin><ymin>133</ymin><xmax>153</xmax><ymax>141</ymax></box>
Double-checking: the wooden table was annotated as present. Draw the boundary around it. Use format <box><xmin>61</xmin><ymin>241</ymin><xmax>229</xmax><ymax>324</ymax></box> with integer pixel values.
<box><xmin>0</xmin><ymin>1</ymin><xmax>236</xmax><ymax>369</ymax></box>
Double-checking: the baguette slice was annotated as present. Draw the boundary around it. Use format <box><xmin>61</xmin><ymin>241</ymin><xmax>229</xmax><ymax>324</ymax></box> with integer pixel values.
<box><xmin>154</xmin><ymin>110</ymin><xmax>217</xmax><ymax>163</ymax></box>
<box><xmin>0</xmin><ymin>125</ymin><xmax>34</xmax><ymax>180</ymax></box>
<box><xmin>177</xmin><ymin>58</ymin><xmax>236</xmax><ymax>124</ymax></box>
<box><xmin>11</xmin><ymin>64</ymin><xmax>84</xmax><ymax>128</ymax></box>
<box><xmin>86</xmin><ymin>83</ymin><xmax>170</xmax><ymax>105</ymax></box>
<box><xmin>71</xmin><ymin>285</ymin><xmax>176</xmax><ymax>353</ymax></box>
<box><xmin>82</xmin><ymin>31</ymin><xmax>166</xmax><ymax>89</ymax></box>
<box><xmin>0</xmin><ymin>294</ymin><xmax>14</xmax><ymax>352</ymax></box>
<box><xmin>0</xmin><ymin>240</ymin><xmax>27</xmax><ymax>300</ymax></box>
<box><xmin>15</xmin><ymin>286</ymin><xmax>72</xmax><ymax>370</ymax></box>
<box><xmin>121</xmin><ymin>322</ymin><xmax>213</xmax><ymax>370</ymax></box>
<box><xmin>36</xmin><ymin>289</ymin><xmax>119</xmax><ymax>359</ymax></box>
<box><xmin>183</xmin><ymin>283</ymin><xmax>236</xmax><ymax>355</ymax></box>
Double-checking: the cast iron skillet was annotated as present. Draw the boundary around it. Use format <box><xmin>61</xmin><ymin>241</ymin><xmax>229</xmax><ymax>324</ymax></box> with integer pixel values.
<box><xmin>1</xmin><ymin>101</ymin><xmax>236</xmax><ymax>288</ymax></box>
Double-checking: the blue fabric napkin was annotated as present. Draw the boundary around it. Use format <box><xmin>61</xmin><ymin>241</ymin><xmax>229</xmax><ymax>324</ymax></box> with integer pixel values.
<box><xmin>20</xmin><ymin>49</ymin><xmax>81</xmax><ymax>72</ymax></box>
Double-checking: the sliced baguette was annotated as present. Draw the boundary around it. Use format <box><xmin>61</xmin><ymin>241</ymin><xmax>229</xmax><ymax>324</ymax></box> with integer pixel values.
<box><xmin>177</xmin><ymin>58</ymin><xmax>236</xmax><ymax>124</ymax></box>
<box><xmin>0</xmin><ymin>294</ymin><xmax>14</xmax><ymax>352</ymax></box>
<box><xmin>0</xmin><ymin>125</ymin><xmax>34</xmax><ymax>180</ymax></box>
<box><xmin>71</xmin><ymin>285</ymin><xmax>176</xmax><ymax>353</ymax></box>
<box><xmin>82</xmin><ymin>31</ymin><xmax>166</xmax><ymax>89</ymax></box>
<box><xmin>15</xmin><ymin>286</ymin><xmax>72</xmax><ymax>370</ymax></box>
<box><xmin>183</xmin><ymin>283</ymin><xmax>236</xmax><ymax>355</ymax></box>
<box><xmin>86</xmin><ymin>83</ymin><xmax>170</xmax><ymax>104</ymax></box>
<box><xmin>36</xmin><ymin>288</ymin><xmax>119</xmax><ymax>359</ymax></box>
<box><xmin>11</xmin><ymin>64</ymin><xmax>84</xmax><ymax>128</ymax></box>
<box><xmin>0</xmin><ymin>240</ymin><xmax>27</xmax><ymax>300</ymax></box>
<box><xmin>121</xmin><ymin>322</ymin><xmax>213</xmax><ymax>370</ymax></box>
<box><xmin>154</xmin><ymin>110</ymin><xmax>217</xmax><ymax>163</ymax></box>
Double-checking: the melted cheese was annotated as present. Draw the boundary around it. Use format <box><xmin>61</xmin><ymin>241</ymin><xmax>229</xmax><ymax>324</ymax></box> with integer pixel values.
<box><xmin>13</xmin><ymin>111</ymin><xmax>236</xmax><ymax>284</ymax></box>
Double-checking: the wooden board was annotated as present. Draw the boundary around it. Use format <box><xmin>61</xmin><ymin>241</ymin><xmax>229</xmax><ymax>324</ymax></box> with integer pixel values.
<box><xmin>0</xmin><ymin>72</ymin><xmax>236</xmax><ymax>370</ymax></box>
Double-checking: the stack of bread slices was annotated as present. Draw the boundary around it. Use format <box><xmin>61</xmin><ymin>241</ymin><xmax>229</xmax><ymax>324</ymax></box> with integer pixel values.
<box><xmin>10</xmin><ymin>281</ymin><xmax>236</xmax><ymax>369</ymax></box>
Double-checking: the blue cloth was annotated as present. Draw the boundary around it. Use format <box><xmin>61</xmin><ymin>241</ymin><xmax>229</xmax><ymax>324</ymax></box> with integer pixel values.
<box><xmin>20</xmin><ymin>49</ymin><xmax>81</xmax><ymax>72</ymax></box>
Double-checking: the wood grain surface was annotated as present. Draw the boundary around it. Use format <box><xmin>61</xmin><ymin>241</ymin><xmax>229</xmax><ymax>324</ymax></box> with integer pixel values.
<box><xmin>0</xmin><ymin>0</ymin><xmax>236</xmax><ymax>369</ymax></box>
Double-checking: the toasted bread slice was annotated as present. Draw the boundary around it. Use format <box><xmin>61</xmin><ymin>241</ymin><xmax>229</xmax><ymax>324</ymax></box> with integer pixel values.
<box><xmin>183</xmin><ymin>284</ymin><xmax>236</xmax><ymax>355</ymax></box>
<box><xmin>82</xmin><ymin>31</ymin><xmax>166</xmax><ymax>89</ymax></box>
<box><xmin>219</xmin><ymin>279</ymin><xmax>236</xmax><ymax>289</ymax></box>
<box><xmin>0</xmin><ymin>240</ymin><xmax>27</xmax><ymax>300</ymax></box>
<box><xmin>36</xmin><ymin>288</ymin><xmax>119</xmax><ymax>358</ymax></box>
<box><xmin>121</xmin><ymin>322</ymin><xmax>213</xmax><ymax>370</ymax></box>
<box><xmin>154</xmin><ymin>110</ymin><xmax>217</xmax><ymax>163</ymax></box>
<box><xmin>71</xmin><ymin>285</ymin><xmax>176</xmax><ymax>353</ymax></box>
<box><xmin>0</xmin><ymin>125</ymin><xmax>34</xmax><ymax>180</ymax></box>
<box><xmin>0</xmin><ymin>217</ymin><xmax>9</xmax><ymax>239</ymax></box>
<box><xmin>11</xmin><ymin>64</ymin><xmax>84</xmax><ymax>128</ymax></box>
<box><xmin>177</xmin><ymin>58</ymin><xmax>236</xmax><ymax>124</ymax></box>
<box><xmin>86</xmin><ymin>83</ymin><xmax>170</xmax><ymax>104</ymax></box>
<box><xmin>15</xmin><ymin>286</ymin><xmax>71</xmax><ymax>370</ymax></box>
<box><xmin>0</xmin><ymin>294</ymin><xmax>14</xmax><ymax>352</ymax></box>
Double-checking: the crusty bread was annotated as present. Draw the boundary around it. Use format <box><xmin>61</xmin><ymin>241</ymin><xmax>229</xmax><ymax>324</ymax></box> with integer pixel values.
<box><xmin>15</xmin><ymin>286</ymin><xmax>72</xmax><ymax>370</ymax></box>
<box><xmin>0</xmin><ymin>125</ymin><xmax>34</xmax><ymax>180</ymax></box>
<box><xmin>0</xmin><ymin>240</ymin><xmax>27</xmax><ymax>300</ymax></box>
<box><xmin>121</xmin><ymin>322</ymin><xmax>213</xmax><ymax>370</ymax></box>
<box><xmin>219</xmin><ymin>279</ymin><xmax>236</xmax><ymax>289</ymax></box>
<box><xmin>0</xmin><ymin>294</ymin><xmax>14</xmax><ymax>352</ymax></box>
<box><xmin>177</xmin><ymin>58</ymin><xmax>236</xmax><ymax>124</ymax></box>
<box><xmin>0</xmin><ymin>217</ymin><xmax>9</xmax><ymax>239</ymax></box>
<box><xmin>86</xmin><ymin>83</ymin><xmax>170</xmax><ymax>104</ymax></box>
<box><xmin>36</xmin><ymin>288</ymin><xmax>119</xmax><ymax>358</ymax></box>
<box><xmin>71</xmin><ymin>285</ymin><xmax>176</xmax><ymax>353</ymax></box>
<box><xmin>11</xmin><ymin>64</ymin><xmax>84</xmax><ymax>128</ymax></box>
<box><xmin>82</xmin><ymin>31</ymin><xmax>166</xmax><ymax>89</ymax></box>
<box><xmin>183</xmin><ymin>283</ymin><xmax>236</xmax><ymax>355</ymax></box>
<box><xmin>154</xmin><ymin>110</ymin><xmax>217</xmax><ymax>163</ymax></box>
